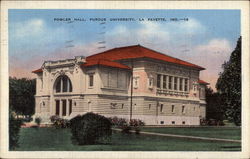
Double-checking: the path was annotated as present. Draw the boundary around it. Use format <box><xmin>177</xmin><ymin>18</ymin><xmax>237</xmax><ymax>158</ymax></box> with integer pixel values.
<box><xmin>112</xmin><ymin>128</ymin><xmax>241</xmax><ymax>143</ymax></box>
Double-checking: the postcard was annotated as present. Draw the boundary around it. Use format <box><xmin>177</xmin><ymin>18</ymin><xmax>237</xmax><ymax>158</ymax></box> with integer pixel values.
<box><xmin>0</xmin><ymin>1</ymin><xmax>249</xmax><ymax>159</ymax></box>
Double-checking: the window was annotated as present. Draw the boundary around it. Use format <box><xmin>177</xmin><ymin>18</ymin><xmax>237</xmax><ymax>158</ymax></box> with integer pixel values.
<box><xmin>149</xmin><ymin>104</ymin><xmax>151</xmax><ymax>110</ymax></box>
<box><xmin>103</xmin><ymin>69</ymin><xmax>127</xmax><ymax>89</ymax></box>
<box><xmin>157</xmin><ymin>74</ymin><xmax>161</xmax><ymax>88</ymax></box>
<box><xmin>174</xmin><ymin>77</ymin><xmax>178</xmax><ymax>90</ymax></box>
<box><xmin>89</xmin><ymin>74</ymin><xmax>94</xmax><ymax>87</ymax></box>
<box><xmin>121</xmin><ymin>104</ymin><xmax>124</xmax><ymax>109</ymax></box>
<box><xmin>179</xmin><ymin>78</ymin><xmax>183</xmax><ymax>91</ymax></box>
<box><xmin>163</xmin><ymin>75</ymin><xmax>167</xmax><ymax>89</ymax></box>
<box><xmin>182</xmin><ymin>121</ymin><xmax>185</xmax><ymax>125</ymax></box>
<box><xmin>171</xmin><ymin>105</ymin><xmax>175</xmax><ymax>113</ymax></box>
<box><xmin>194</xmin><ymin>107</ymin><xmax>196</xmax><ymax>111</ymax></box>
<box><xmin>62</xmin><ymin>100</ymin><xmax>67</xmax><ymax>116</ymax></box>
<box><xmin>69</xmin><ymin>100</ymin><xmax>72</xmax><ymax>115</ymax></box>
<box><xmin>160</xmin><ymin>104</ymin><xmax>164</xmax><ymax>112</ymax></box>
<box><xmin>55</xmin><ymin>100</ymin><xmax>60</xmax><ymax>115</ymax></box>
<box><xmin>182</xmin><ymin>105</ymin><xmax>185</xmax><ymax>114</ymax></box>
<box><xmin>172</xmin><ymin>121</ymin><xmax>175</xmax><ymax>125</ymax></box>
<box><xmin>168</xmin><ymin>76</ymin><xmax>172</xmax><ymax>90</ymax></box>
<box><xmin>55</xmin><ymin>75</ymin><xmax>72</xmax><ymax>93</ymax></box>
<box><xmin>184</xmin><ymin>79</ymin><xmax>188</xmax><ymax>91</ymax></box>
<box><xmin>160</xmin><ymin>121</ymin><xmax>164</xmax><ymax>124</ymax></box>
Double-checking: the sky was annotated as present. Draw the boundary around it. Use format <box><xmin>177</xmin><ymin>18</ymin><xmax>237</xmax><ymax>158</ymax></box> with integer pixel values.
<box><xmin>8</xmin><ymin>9</ymin><xmax>240</xmax><ymax>91</ymax></box>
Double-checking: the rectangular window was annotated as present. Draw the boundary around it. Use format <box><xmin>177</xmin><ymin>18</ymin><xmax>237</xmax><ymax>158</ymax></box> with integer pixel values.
<box><xmin>89</xmin><ymin>74</ymin><xmax>94</xmax><ymax>87</ymax></box>
<box><xmin>62</xmin><ymin>100</ymin><xmax>67</xmax><ymax>116</ymax></box>
<box><xmin>172</xmin><ymin>121</ymin><xmax>175</xmax><ymax>125</ymax></box>
<box><xmin>163</xmin><ymin>75</ymin><xmax>167</xmax><ymax>89</ymax></box>
<box><xmin>160</xmin><ymin>104</ymin><xmax>164</xmax><ymax>112</ymax></box>
<box><xmin>168</xmin><ymin>76</ymin><xmax>172</xmax><ymax>90</ymax></box>
<box><xmin>55</xmin><ymin>100</ymin><xmax>60</xmax><ymax>115</ymax></box>
<box><xmin>182</xmin><ymin>105</ymin><xmax>185</xmax><ymax>114</ymax></box>
<box><xmin>179</xmin><ymin>78</ymin><xmax>183</xmax><ymax>91</ymax></box>
<box><xmin>171</xmin><ymin>105</ymin><xmax>175</xmax><ymax>113</ymax></box>
<box><xmin>184</xmin><ymin>79</ymin><xmax>188</xmax><ymax>91</ymax></box>
<box><xmin>149</xmin><ymin>104</ymin><xmax>151</xmax><ymax>110</ymax></box>
<box><xmin>157</xmin><ymin>74</ymin><xmax>161</xmax><ymax>88</ymax></box>
<box><xmin>182</xmin><ymin>121</ymin><xmax>185</xmax><ymax>125</ymax></box>
<box><xmin>174</xmin><ymin>77</ymin><xmax>178</xmax><ymax>90</ymax></box>
<box><xmin>69</xmin><ymin>100</ymin><xmax>72</xmax><ymax>115</ymax></box>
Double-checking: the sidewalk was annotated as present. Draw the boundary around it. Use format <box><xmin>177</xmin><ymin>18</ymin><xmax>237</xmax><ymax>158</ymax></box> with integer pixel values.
<box><xmin>112</xmin><ymin>128</ymin><xmax>241</xmax><ymax>143</ymax></box>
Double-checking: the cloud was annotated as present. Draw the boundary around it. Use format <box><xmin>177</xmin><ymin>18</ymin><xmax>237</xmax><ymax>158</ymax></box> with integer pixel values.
<box><xmin>10</xmin><ymin>18</ymin><xmax>69</xmax><ymax>58</ymax></box>
<box><xmin>187</xmin><ymin>38</ymin><xmax>233</xmax><ymax>90</ymax></box>
<box><xmin>9</xmin><ymin>17</ymin><xmax>233</xmax><ymax>91</ymax></box>
<box><xmin>13</xmin><ymin>19</ymin><xmax>45</xmax><ymax>38</ymax></box>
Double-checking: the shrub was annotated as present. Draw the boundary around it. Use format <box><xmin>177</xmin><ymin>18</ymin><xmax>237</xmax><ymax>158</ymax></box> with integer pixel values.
<box><xmin>129</xmin><ymin>119</ymin><xmax>145</xmax><ymax>134</ymax></box>
<box><xmin>9</xmin><ymin>111</ymin><xmax>23</xmax><ymax>150</ymax></box>
<box><xmin>70</xmin><ymin>113</ymin><xmax>112</xmax><ymax>145</ymax></box>
<box><xmin>108</xmin><ymin>117</ymin><xmax>145</xmax><ymax>134</ymax></box>
<box><xmin>35</xmin><ymin>117</ymin><xmax>41</xmax><ymax>126</ymax></box>
<box><xmin>50</xmin><ymin>115</ymin><xmax>70</xmax><ymax>129</ymax></box>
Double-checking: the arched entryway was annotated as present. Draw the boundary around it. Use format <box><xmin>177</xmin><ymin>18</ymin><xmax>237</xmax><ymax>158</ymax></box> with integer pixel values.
<box><xmin>53</xmin><ymin>75</ymin><xmax>73</xmax><ymax>117</ymax></box>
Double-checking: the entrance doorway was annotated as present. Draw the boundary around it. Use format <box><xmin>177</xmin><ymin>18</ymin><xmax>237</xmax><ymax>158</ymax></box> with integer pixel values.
<box><xmin>55</xmin><ymin>99</ymin><xmax>72</xmax><ymax>117</ymax></box>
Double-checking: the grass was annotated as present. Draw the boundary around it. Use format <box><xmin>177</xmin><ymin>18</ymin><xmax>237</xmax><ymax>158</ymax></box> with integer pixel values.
<box><xmin>15</xmin><ymin>127</ymin><xmax>241</xmax><ymax>151</ymax></box>
<box><xmin>141</xmin><ymin>127</ymin><xmax>241</xmax><ymax>140</ymax></box>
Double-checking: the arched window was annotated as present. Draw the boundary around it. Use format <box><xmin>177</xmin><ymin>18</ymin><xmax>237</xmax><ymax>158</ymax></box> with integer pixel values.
<box><xmin>55</xmin><ymin>75</ymin><xmax>72</xmax><ymax>93</ymax></box>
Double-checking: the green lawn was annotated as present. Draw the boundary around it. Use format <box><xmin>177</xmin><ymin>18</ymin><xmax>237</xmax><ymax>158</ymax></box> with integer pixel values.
<box><xmin>141</xmin><ymin>127</ymin><xmax>241</xmax><ymax>140</ymax></box>
<box><xmin>15</xmin><ymin>127</ymin><xmax>241</xmax><ymax>151</ymax></box>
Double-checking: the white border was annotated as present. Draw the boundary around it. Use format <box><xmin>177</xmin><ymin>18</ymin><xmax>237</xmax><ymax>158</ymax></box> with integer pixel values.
<box><xmin>0</xmin><ymin>1</ymin><xmax>249</xmax><ymax>159</ymax></box>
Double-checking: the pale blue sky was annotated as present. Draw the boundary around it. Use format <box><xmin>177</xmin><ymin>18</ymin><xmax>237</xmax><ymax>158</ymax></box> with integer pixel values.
<box><xmin>9</xmin><ymin>9</ymin><xmax>240</xmax><ymax>90</ymax></box>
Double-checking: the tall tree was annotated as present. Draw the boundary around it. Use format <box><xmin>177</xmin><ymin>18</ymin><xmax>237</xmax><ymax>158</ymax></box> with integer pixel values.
<box><xmin>9</xmin><ymin>77</ymin><xmax>36</xmax><ymax>116</ymax></box>
<box><xmin>205</xmin><ymin>87</ymin><xmax>224</xmax><ymax>121</ymax></box>
<box><xmin>216</xmin><ymin>37</ymin><xmax>241</xmax><ymax>126</ymax></box>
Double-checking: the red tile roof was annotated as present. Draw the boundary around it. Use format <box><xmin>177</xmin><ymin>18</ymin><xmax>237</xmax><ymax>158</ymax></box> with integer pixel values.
<box><xmin>82</xmin><ymin>59</ymin><xmax>131</xmax><ymax>70</ymax></box>
<box><xmin>198</xmin><ymin>79</ymin><xmax>209</xmax><ymax>85</ymax></box>
<box><xmin>32</xmin><ymin>68</ymin><xmax>43</xmax><ymax>73</ymax></box>
<box><xmin>86</xmin><ymin>45</ymin><xmax>205</xmax><ymax>70</ymax></box>
<box><xmin>33</xmin><ymin>45</ymin><xmax>205</xmax><ymax>73</ymax></box>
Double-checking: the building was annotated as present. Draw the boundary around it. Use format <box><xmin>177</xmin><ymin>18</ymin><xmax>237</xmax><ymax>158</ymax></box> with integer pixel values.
<box><xmin>32</xmin><ymin>45</ymin><xmax>209</xmax><ymax>125</ymax></box>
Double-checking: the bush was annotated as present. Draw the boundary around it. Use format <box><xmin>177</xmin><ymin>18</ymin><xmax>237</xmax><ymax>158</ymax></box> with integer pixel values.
<box><xmin>35</xmin><ymin>117</ymin><xmax>41</xmax><ymax>126</ymax></box>
<box><xmin>108</xmin><ymin>117</ymin><xmax>145</xmax><ymax>134</ymax></box>
<box><xmin>70</xmin><ymin>113</ymin><xmax>112</xmax><ymax>145</ymax></box>
<box><xmin>9</xmin><ymin>111</ymin><xmax>23</xmax><ymax>150</ymax></box>
<box><xmin>50</xmin><ymin>115</ymin><xmax>70</xmax><ymax>129</ymax></box>
<box><xmin>22</xmin><ymin>116</ymin><xmax>33</xmax><ymax>123</ymax></box>
<box><xmin>129</xmin><ymin>119</ymin><xmax>145</xmax><ymax>134</ymax></box>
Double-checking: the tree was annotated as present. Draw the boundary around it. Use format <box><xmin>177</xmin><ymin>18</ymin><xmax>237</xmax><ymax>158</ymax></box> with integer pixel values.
<box><xmin>205</xmin><ymin>87</ymin><xmax>224</xmax><ymax>121</ymax></box>
<box><xmin>9</xmin><ymin>108</ymin><xmax>23</xmax><ymax>150</ymax></box>
<box><xmin>216</xmin><ymin>37</ymin><xmax>241</xmax><ymax>126</ymax></box>
<box><xmin>9</xmin><ymin>77</ymin><xmax>36</xmax><ymax>117</ymax></box>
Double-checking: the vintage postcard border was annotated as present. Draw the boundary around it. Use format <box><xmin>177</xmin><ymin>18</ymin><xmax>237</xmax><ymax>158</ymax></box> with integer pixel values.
<box><xmin>1</xmin><ymin>1</ymin><xmax>249</xmax><ymax>159</ymax></box>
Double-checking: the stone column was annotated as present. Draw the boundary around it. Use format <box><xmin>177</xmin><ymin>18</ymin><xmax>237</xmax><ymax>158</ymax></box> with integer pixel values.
<box><xmin>160</xmin><ymin>74</ymin><xmax>163</xmax><ymax>89</ymax></box>
<box><xmin>172</xmin><ymin>77</ymin><xmax>174</xmax><ymax>90</ymax></box>
<box><xmin>182</xmin><ymin>78</ymin><xmax>185</xmax><ymax>92</ymax></box>
<box><xmin>59</xmin><ymin>100</ymin><xmax>63</xmax><ymax>117</ymax></box>
<box><xmin>177</xmin><ymin>77</ymin><xmax>180</xmax><ymax>91</ymax></box>
<box><xmin>66</xmin><ymin>99</ymin><xmax>69</xmax><ymax>116</ymax></box>
<box><xmin>166</xmin><ymin>75</ymin><xmax>169</xmax><ymax>90</ymax></box>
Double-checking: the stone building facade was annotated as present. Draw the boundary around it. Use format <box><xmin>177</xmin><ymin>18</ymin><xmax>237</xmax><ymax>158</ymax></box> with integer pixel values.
<box><xmin>32</xmin><ymin>45</ymin><xmax>208</xmax><ymax>125</ymax></box>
